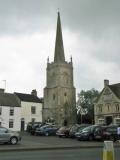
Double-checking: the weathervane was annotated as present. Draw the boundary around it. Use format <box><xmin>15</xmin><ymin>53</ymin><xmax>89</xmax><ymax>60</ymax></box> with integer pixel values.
<box><xmin>57</xmin><ymin>8</ymin><xmax>60</xmax><ymax>13</ymax></box>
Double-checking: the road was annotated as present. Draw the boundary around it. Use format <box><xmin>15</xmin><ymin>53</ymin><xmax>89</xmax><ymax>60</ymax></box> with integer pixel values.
<box><xmin>0</xmin><ymin>148</ymin><xmax>120</xmax><ymax>160</ymax></box>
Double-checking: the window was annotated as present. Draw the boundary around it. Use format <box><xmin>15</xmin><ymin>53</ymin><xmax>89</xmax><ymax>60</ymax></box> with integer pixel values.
<box><xmin>115</xmin><ymin>118</ymin><xmax>120</xmax><ymax>125</ymax></box>
<box><xmin>0</xmin><ymin>122</ymin><xmax>1</xmax><ymax>126</ymax></box>
<box><xmin>115</xmin><ymin>104</ymin><xmax>119</xmax><ymax>112</ymax></box>
<box><xmin>31</xmin><ymin>106</ymin><xmax>36</xmax><ymax>114</ymax></box>
<box><xmin>107</xmin><ymin>104</ymin><xmax>110</xmax><ymax>111</ymax></box>
<box><xmin>98</xmin><ymin>119</ymin><xmax>104</xmax><ymax>124</ymax></box>
<box><xmin>53</xmin><ymin>94</ymin><xmax>55</xmax><ymax>100</ymax></box>
<box><xmin>64</xmin><ymin>92</ymin><xmax>67</xmax><ymax>96</ymax></box>
<box><xmin>10</xmin><ymin>107</ymin><xmax>14</xmax><ymax>116</ymax></box>
<box><xmin>98</xmin><ymin>105</ymin><xmax>102</xmax><ymax>112</ymax></box>
<box><xmin>0</xmin><ymin>107</ymin><xmax>2</xmax><ymax>115</ymax></box>
<box><xmin>9</xmin><ymin>119</ymin><xmax>14</xmax><ymax>128</ymax></box>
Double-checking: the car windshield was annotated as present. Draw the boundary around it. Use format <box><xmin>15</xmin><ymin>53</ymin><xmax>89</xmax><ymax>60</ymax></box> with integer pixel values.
<box><xmin>82</xmin><ymin>125</ymin><xmax>95</xmax><ymax>132</ymax></box>
<box><xmin>78</xmin><ymin>126</ymin><xmax>87</xmax><ymax>132</ymax></box>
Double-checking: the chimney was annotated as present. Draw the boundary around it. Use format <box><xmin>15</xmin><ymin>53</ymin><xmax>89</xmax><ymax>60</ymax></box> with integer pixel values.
<box><xmin>31</xmin><ymin>89</ymin><xmax>37</xmax><ymax>96</ymax></box>
<box><xmin>0</xmin><ymin>88</ymin><xmax>5</xmax><ymax>93</ymax></box>
<box><xmin>104</xmin><ymin>79</ymin><xmax>109</xmax><ymax>87</ymax></box>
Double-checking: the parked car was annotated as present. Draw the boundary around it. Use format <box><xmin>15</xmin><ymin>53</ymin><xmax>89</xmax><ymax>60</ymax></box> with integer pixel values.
<box><xmin>0</xmin><ymin>127</ymin><xmax>21</xmax><ymax>145</ymax></box>
<box><xmin>30</xmin><ymin>123</ymin><xmax>44</xmax><ymax>135</ymax></box>
<box><xmin>56</xmin><ymin>126</ymin><xmax>70</xmax><ymax>138</ymax></box>
<box><xmin>26</xmin><ymin>122</ymin><xmax>42</xmax><ymax>133</ymax></box>
<box><xmin>35</xmin><ymin>125</ymin><xmax>59</xmax><ymax>136</ymax></box>
<box><xmin>98</xmin><ymin>125</ymin><xmax>118</xmax><ymax>142</ymax></box>
<box><xmin>69</xmin><ymin>124</ymin><xmax>90</xmax><ymax>138</ymax></box>
<box><xmin>75</xmin><ymin>125</ymin><xmax>105</xmax><ymax>141</ymax></box>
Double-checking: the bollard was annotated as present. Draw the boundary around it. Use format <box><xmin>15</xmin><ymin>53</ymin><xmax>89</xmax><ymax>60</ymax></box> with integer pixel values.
<box><xmin>103</xmin><ymin>141</ymin><xmax>115</xmax><ymax>160</ymax></box>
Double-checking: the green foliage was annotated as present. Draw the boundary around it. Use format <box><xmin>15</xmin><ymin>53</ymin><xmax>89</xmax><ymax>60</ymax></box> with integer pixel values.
<box><xmin>77</xmin><ymin>88</ymin><xmax>99</xmax><ymax>123</ymax></box>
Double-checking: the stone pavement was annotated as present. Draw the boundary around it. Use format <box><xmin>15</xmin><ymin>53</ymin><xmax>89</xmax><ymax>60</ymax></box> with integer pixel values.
<box><xmin>0</xmin><ymin>132</ymin><xmax>120</xmax><ymax>152</ymax></box>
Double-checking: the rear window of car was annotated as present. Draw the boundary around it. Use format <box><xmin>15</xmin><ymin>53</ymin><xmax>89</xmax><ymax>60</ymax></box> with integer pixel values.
<box><xmin>0</xmin><ymin>127</ymin><xmax>8</xmax><ymax>133</ymax></box>
<box><xmin>59</xmin><ymin>127</ymin><xmax>66</xmax><ymax>130</ymax></box>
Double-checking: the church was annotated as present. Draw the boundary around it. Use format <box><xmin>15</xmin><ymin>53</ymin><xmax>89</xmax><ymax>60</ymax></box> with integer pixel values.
<box><xmin>43</xmin><ymin>12</ymin><xmax>76</xmax><ymax>126</ymax></box>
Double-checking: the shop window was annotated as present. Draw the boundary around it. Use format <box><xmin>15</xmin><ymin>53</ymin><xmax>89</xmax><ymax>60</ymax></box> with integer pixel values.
<box><xmin>98</xmin><ymin>119</ymin><xmax>104</xmax><ymax>124</ymax></box>
<box><xmin>115</xmin><ymin>118</ymin><xmax>120</xmax><ymax>125</ymax></box>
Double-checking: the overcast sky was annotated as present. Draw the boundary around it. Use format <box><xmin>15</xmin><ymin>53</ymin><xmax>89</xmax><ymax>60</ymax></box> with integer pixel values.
<box><xmin>0</xmin><ymin>0</ymin><xmax>120</xmax><ymax>97</ymax></box>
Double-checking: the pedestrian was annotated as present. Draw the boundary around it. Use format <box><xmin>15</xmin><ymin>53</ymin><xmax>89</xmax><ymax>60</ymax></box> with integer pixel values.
<box><xmin>117</xmin><ymin>124</ymin><xmax>120</xmax><ymax>142</ymax></box>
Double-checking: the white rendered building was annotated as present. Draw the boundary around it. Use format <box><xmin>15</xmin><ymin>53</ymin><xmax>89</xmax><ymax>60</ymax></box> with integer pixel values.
<box><xmin>15</xmin><ymin>90</ymin><xmax>43</xmax><ymax>130</ymax></box>
<box><xmin>0</xmin><ymin>89</ymin><xmax>21</xmax><ymax>131</ymax></box>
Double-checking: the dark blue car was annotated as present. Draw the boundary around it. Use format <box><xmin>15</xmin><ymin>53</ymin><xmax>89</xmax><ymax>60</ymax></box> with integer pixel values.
<box><xmin>35</xmin><ymin>125</ymin><xmax>59</xmax><ymax>136</ymax></box>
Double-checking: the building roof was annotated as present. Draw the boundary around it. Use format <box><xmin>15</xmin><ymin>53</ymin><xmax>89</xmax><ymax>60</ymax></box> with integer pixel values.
<box><xmin>15</xmin><ymin>92</ymin><xmax>42</xmax><ymax>103</ymax></box>
<box><xmin>0</xmin><ymin>93</ymin><xmax>20</xmax><ymax>107</ymax></box>
<box><xmin>95</xmin><ymin>83</ymin><xmax>120</xmax><ymax>103</ymax></box>
<box><xmin>109</xmin><ymin>83</ymin><xmax>120</xmax><ymax>99</ymax></box>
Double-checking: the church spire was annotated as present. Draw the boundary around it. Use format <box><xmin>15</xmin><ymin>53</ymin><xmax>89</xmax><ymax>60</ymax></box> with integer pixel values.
<box><xmin>54</xmin><ymin>12</ymin><xmax>65</xmax><ymax>62</ymax></box>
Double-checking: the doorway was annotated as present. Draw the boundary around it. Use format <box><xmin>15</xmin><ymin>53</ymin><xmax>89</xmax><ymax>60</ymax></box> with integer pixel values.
<box><xmin>105</xmin><ymin>116</ymin><xmax>113</xmax><ymax>125</ymax></box>
<box><xmin>21</xmin><ymin>118</ymin><xmax>25</xmax><ymax>131</ymax></box>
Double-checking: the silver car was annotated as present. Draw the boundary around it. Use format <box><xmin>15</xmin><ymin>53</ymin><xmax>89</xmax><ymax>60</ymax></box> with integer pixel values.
<box><xmin>0</xmin><ymin>127</ymin><xmax>21</xmax><ymax>145</ymax></box>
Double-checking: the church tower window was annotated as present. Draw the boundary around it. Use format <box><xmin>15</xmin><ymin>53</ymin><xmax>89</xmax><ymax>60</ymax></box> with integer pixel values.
<box><xmin>64</xmin><ymin>92</ymin><xmax>67</xmax><ymax>96</ymax></box>
<box><xmin>53</xmin><ymin>94</ymin><xmax>55</xmax><ymax>100</ymax></box>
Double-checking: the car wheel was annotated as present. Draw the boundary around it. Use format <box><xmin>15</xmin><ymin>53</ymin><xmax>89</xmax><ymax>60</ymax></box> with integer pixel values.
<box><xmin>10</xmin><ymin>137</ymin><xmax>18</xmax><ymax>145</ymax></box>
<box><xmin>45</xmin><ymin>132</ymin><xmax>49</xmax><ymax>136</ymax></box>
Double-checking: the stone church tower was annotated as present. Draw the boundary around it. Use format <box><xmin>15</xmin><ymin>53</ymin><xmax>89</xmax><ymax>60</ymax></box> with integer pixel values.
<box><xmin>43</xmin><ymin>12</ymin><xmax>76</xmax><ymax>125</ymax></box>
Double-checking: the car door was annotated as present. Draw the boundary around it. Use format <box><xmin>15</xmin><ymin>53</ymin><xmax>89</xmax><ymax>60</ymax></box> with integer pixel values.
<box><xmin>0</xmin><ymin>127</ymin><xmax>10</xmax><ymax>142</ymax></box>
<box><xmin>94</xmin><ymin>127</ymin><xmax>102</xmax><ymax>140</ymax></box>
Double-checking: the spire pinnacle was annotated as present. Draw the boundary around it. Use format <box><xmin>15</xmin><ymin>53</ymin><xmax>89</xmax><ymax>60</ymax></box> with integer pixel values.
<box><xmin>54</xmin><ymin>12</ymin><xmax>65</xmax><ymax>63</ymax></box>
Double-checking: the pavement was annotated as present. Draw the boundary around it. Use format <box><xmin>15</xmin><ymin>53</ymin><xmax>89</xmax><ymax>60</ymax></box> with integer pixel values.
<box><xmin>0</xmin><ymin>132</ymin><xmax>120</xmax><ymax>152</ymax></box>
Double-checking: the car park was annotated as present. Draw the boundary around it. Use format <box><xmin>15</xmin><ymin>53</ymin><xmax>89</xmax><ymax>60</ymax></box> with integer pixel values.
<box><xmin>35</xmin><ymin>125</ymin><xmax>59</xmax><ymax>136</ymax></box>
<box><xmin>0</xmin><ymin>127</ymin><xmax>21</xmax><ymax>145</ymax></box>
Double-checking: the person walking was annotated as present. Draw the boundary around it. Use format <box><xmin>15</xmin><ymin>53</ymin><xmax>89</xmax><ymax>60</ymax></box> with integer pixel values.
<box><xmin>117</xmin><ymin>124</ymin><xmax>120</xmax><ymax>142</ymax></box>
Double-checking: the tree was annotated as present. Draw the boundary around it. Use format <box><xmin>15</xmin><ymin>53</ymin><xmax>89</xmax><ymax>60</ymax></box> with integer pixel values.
<box><xmin>77</xmin><ymin>88</ymin><xmax>99</xmax><ymax>124</ymax></box>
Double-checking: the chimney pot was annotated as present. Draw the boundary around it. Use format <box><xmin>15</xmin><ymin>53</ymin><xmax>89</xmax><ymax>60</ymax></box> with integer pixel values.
<box><xmin>31</xmin><ymin>89</ymin><xmax>37</xmax><ymax>96</ymax></box>
<box><xmin>104</xmin><ymin>79</ymin><xmax>109</xmax><ymax>87</ymax></box>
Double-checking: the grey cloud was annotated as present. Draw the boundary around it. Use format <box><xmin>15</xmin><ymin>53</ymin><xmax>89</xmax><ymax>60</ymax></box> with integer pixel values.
<box><xmin>0</xmin><ymin>0</ymin><xmax>120</xmax><ymax>37</ymax></box>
